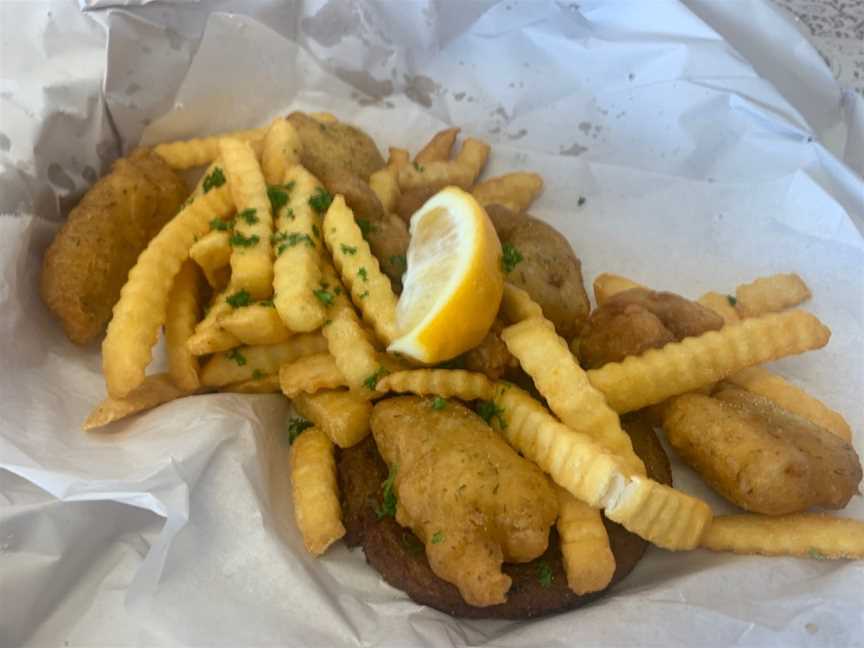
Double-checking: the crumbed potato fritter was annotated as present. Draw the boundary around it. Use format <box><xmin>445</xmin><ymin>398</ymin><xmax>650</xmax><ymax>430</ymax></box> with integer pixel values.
<box><xmin>464</xmin><ymin>319</ymin><xmax>518</xmax><ymax>380</ymax></box>
<box><xmin>371</xmin><ymin>396</ymin><xmax>558</xmax><ymax>607</ymax></box>
<box><xmin>40</xmin><ymin>148</ymin><xmax>187</xmax><ymax>344</ymax></box>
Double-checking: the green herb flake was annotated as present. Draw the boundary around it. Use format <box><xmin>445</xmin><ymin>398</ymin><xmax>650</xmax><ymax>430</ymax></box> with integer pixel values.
<box><xmin>252</xmin><ymin>369</ymin><xmax>265</xmax><ymax>380</ymax></box>
<box><xmin>202</xmin><ymin>166</ymin><xmax>226</xmax><ymax>194</ymax></box>
<box><xmin>356</xmin><ymin>218</ymin><xmax>376</xmax><ymax>240</ymax></box>
<box><xmin>363</xmin><ymin>366</ymin><xmax>390</xmax><ymax>390</ymax></box>
<box><xmin>390</xmin><ymin>254</ymin><xmax>407</xmax><ymax>274</ymax></box>
<box><xmin>313</xmin><ymin>287</ymin><xmax>334</xmax><ymax>306</ymax></box>
<box><xmin>501</xmin><ymin>243</ymin><xmax>524</xmax><ymax>274</ymax></box>
<box><xmin>577</xmin><ymin>196</ymin><xmax>587</xmax><ymax>207</ymax></box>
<box><xmin>311</xmin><ymin>223</ymin><xmax>320</xmax><ymax>239</ymax></box>
<box><xmin>432</xmin><ymin>397</ymin><xmax>447</xmax><ymax>411</ymax></box>
<box><xmin>274</xmin><ymin>232</ymin><xmax>314</xmax><ymax>255</ymax></box>
<box><xmin>286</xmin><ymin>417</ymin><xmax>313</xmax><ymax>445</ymax></box>
<box><xmin>727</xmin><ymin>294</ymin><xmax>737</xmax><ymax>306</ymax></box>
<box><xmin>807</xmin><ymin>548</ymin><xmax>828</xmax><ymax>560</ymax></box>
<box><xmin>476</xmin><ymin>400</ymin><xmax>506</xmax><ymax>428</ymax></box>
<box><xmin>431</xmin><ymin>531</ymin><xmax>444</xmax><ymax>544</ymax></box>
<box><xmin>536</xmin><ymin>561</ymin><xmax>554</xmax><ymax>588</ymax></box>
<box><xmin>309</xmin><ymin>187</ymin><xmax>333</xmax><ymax>214</ymax></box>
<box><xmin>226</xmin><ymin>348</ymin><xmax>247</xmax><ymax>366</ymax></box>
<box><xmin>375</xmin><ymin>464</ymin><xmax>398</xmax><ymax>519</ymax></box>
<box><xmin>258</xmin><ymin>299</ymin><xmax>275</xmax><ymax>307</ymax></box>
<box><xmin>359</xmin><ymin>290</ymin><xmax>369</xmax><ymax>299</ymax></box>
<box><xmin>238</xmin><ymin>208</ymin><xmax>259</xmax><ymax>225</ymax></box>
<box><xmin>413</xmin><ymin>161</ymin><xmax>424</xmax><ymax>172</ymax></box>
<box><xmin>340</xmin><ymin>243</ymin><xmax>358</xmax><ymax>255</ymax></box>
<box><xmin>210</xmin><ymin>217</ymin><xmax>233</xmax><ymax>231</ymax></box>
<box><xmin>357</xmin><ymin>267</ymin><xmax>368</xmax><ymax>282</ymax></box>
<box><xmin>226</xmin><ymin>289</ymin><xmax>252</xmax><ymax>309</ymax></box>
<box><xmin>229</xmin><ymin>232</ymin><xmax>260</xmax><ymax>248</ymax></box>
<box><xmin>267</xmin><ymin>186</ymin><xmax>289</xmax><ymax>213</ymax></box>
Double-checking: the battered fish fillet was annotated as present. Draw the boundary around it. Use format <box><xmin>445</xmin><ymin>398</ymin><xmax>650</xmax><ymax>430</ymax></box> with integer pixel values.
<box><xmin>663</xmin><ymin>388</ymin><xmax>861</xmax><ymax>515</ymax></box>
<box><xmin>371</xmin><ymin>396</ymin><xmax>559</xmax><ymax>607</ymax></box>
<box><xmin>579</xmin><ymin>288</ymin><xmax>724</xmax><ymax>369</ymax></box>
<box><xmin>41</xmin><ymin>149</ymin><xmax>187</xmax><ymax>344</ymax></box>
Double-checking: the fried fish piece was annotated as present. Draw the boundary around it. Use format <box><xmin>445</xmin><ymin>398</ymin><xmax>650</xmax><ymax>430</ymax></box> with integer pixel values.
<box><xmin>371</xmin><ymin>396</ymin><xmax>558</xmax><ymax>607</ymax></box>
<box><xmin>41</xmin><ymin>149</ymin><xmax>187</xmax><ymax>344</ymax></box>
<box><xmin>286</xmin><ymin>112</ymin><xmax>385</xmax><ymax>181</ymax></box>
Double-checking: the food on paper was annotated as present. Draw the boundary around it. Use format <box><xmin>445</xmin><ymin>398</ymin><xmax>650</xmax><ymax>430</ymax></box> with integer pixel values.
<box><xmin>735</xmin><ymin>272</ymin><xmax>811</xmax><ymax>318</ymax></box>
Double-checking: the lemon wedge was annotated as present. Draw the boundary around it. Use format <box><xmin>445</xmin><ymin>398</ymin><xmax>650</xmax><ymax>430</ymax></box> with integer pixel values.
<box><xmin>388</xmin><ymin>187</ymin><xmax>504</xmax><ymax>363</ymax></box>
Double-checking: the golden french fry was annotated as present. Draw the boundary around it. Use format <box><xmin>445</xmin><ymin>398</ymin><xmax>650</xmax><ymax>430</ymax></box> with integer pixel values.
<box><xmin>375</xmin><ymin>369</ymin><xmax>496</xmax><ymax>401</ymax></box>
<box><xmin>454</xmin><ymin>137</ymin><xmax>490</xmax><ymax>182</ymax></box>
<box><xmin>415</xmin><ymin>127</ymin><xmax>460</xmax><ymax>164</ymax></box>
<box><xmin>200</xmin><ymin>333</ymin><xmax>327</xmax><ymax>387</ymax></box>
<box><xmin>220</xmin><ymin>303</ymin><xmax>294</xmax><ymax>346</ymax></box>
<box><xmin>556</xmin><ymin>487</ymin><xmax>615</xmax><ymax>595</ymax></box>
<box><xmin>388</xmin><ymin>147</ymin><xmax>410</xmax><ymax>169</ymax></box>
<box><xmin>189</xmin><ymin>230</ymin><xmax>232</xmax><ymax>288</ymax></box>
<box><xmin>279</xmin><ymin>353</ymin><xmax>347</xmax><ymax>398</ymax></box>
<box><xmin>220</xmin><ymin>138</ymin><xmax>274</xmax><ymax>299</ymax></box>
<box><xmin>323</xmin><ymin>195</ymin><xmax>398</xmax><ymax>344</ymax></box>
<box><xmin>165</xmin><ymin>260</ymin><xmax>202</xmax><ymax>391</ymax></box>
<box><xmin>501</xmin><ymin>317</ymin><xmax>645</xmax><ymax>474</ymax></box>
<box><xmin>83</xmin><ymin>374</ymin><xmax>193</xmax><ymax>430</ymax></box>
<box><xmin>292</xmin><ymin>390</ymin><xmax>373</xmax><ymax>448</ymax></box>
<box><xmin>261</xmin><ymin>118</ymin><xmax>302</xmax><ymax>185</ymax></box>
<box><xmin>154</xmin><ymin>127</ymin><xmax>266</xmax><ymax>170</ymax></box>
<box><xmin>102</xmin><ymin>185</ymin><xmax>234</xmax><ymax>398</ymax></box>
<box><xmin>735</xmin><ymin>273</ymin><xmax>811</xmax><ymax>318</ymax></box>
<box><xmin>586</xmin><ymin>310</ymin><xmax>831</xmax><ymax>414</ymax></box>
<box><xmin>290</xmin><ymin>427</ymin><xmax>346</xmax><ymax>555</ymax></box>
<box><xmin>697</xmin><ymin>291</ymin><xmax>740</xmax><ymax>325</ymax></box>
<box><xmin>723</xmin><ymin>367</ymin><xmax>852</xmax><ymax>442</ymax></box>
<box><xmin>222</xmin><ymin>374</ymin><xmax>281</xmax><ymax>394</ymax></box>
<box><xmin>471</xmin><ymin>172</ymin><xmax>543</xmax><ymax>214</ymax></box>
<box><xmin>273</xmin><ymin>165</ymin><xmax>327</xmax><ymax>331</ymax></box>
<box><xmin>186</xmin><ymin>289</ymin><xmax>241</xmax><ymax>356</ymax></box>
<box><xmin>397</xmin><ymin>160</ymin><xmax>474</xmax><ymax>191</ymax></box>
<box><xmin>500</xmin><ymin>283</ymin><xmax>544</xmax><ymax>323</ymax></box>
<box><xmin>190</xmin><ymin>158</ymin><xmax>227</xmax><ymax>200</ymax></box>
<box><xmin>309</xmin><ymin>111</ymin><xmax>338</xmax><ymax>124</ymax></box>
<box><xmin>592</xmin><ymin>273</ymin><xmax>645</xmax><ymax>306</ymax></box>
<box><xmin>490</xmin><ymin>383</ymin><xmax>711</xmax><ymax>550</ymax></box>
<box><xmin>700</xmin><ymin>514</ymin><xmax>864</xmax><ymax>560</ymax></box>
<box><xmin>369</xmin><ymin>166</ymin><xmax>400</xmax><ymax>214</ymax></box>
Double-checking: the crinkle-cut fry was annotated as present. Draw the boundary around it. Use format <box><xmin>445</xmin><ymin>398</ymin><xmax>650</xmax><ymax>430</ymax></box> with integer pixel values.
<box><xmin>290</xmin><ymin>427</ymin><xmax>346</xmax><ymax>555</ymax></box>
<box><xmin>388</xmin><ymin>147</ymin><xmax>410</xmax><ymax>169</ymax></box>
<box><xmin>221</xmin><ymin>374</ymin><xmax>281</xmax><ymax>394</ymax></box>
<box><xmin>190</xmin><ymin>159</ymin><xmax>226</xmax><ymax>199</ymax></box>
<box><xmin>189</xmin><ymin>230</ymin><xmax>232</xmax><ymax>288</ymax></box>
<box><xmin>375</xmin><ymin>369</ymin><xmax>496</xmax><ymax>401</ymax></box>
<box><xmin>323</xmin><ymin>195</ymin><xmax>398</xmax><ymax>344</ymax></box>
<box><xmin>273</xmin><ymin>164</ymin><xmax>327</xmax><ymax>332</ymax></box>
<box><xmin>471</xmin><ymin>172</ymin><xmax>543</xmax><ymax>214</ymax></box>
<box><xmin>292</xmin><ymin>390</ymin><xmax>373</xmax><ymax>448</ymax></box>
<box><xmin>722</xmin><ymin>367</ymin><xmax>852</xmax><ymax>442</ymax></box>
<box><xmin>735</xmin><ymin>273</ymin><xmax>811</xmax><ymax>318</ymax></box>
<box><xmin>415</xmin><ymin>127</ymin><xmax>460</xmax><ymax>164</ymax></box>
<box><xmin>697</xmin><ymin>291</ymin><xmax>740</xmax><ymax>325</ymax></box>
<box><xmin>280</xmin><ymin>353</ymin><xmax>348</xmax><ymax>398</ymax></box>
<box><xmin>165</xmin><ymin>260</ymin><xmax>202</xmax><ymax>391</ymax></box>
<box><xmin>556</xmin><ymin>487</ymin><xmax>616</xmax><ymax>595</ymax></box>
<box><xmin>83</xmin><ymin>373</ymin><xmax>194</xmax><ymax>430</ymax></box>
<box><xmin>369</xmin><ymin>166</ymin><xmax>400</xmax><ymax>214</ymax></box>
<box><xmin>154</xmin><ymin>127</ymin><xmax>266</xmax><ymax>170</ymax></box>
<box><xmin>501</xmin><ymin>317</ymin><xmax>645</xmax><ymax>475</ymax></box>
<box><xmin>490</xmin><ymin>384</ymin><xmax>711</xmax><ymax>550</ymax></box>
<box><xmin>220</xmin><ymin>138</ymin><xmax>274</xmax><ymax>299</ymax></box>
<box><xmin>200</xmin><ymin>333</ymin><xmax>327</xmax><ymax>387</ymax></box>
<box><xmin>220</xmin><ymin>304</ymin><xmax>294</xmax><ymax>346</ymax></box>
<box><xmin>700</xmin><ymin>514</ymin><xmax>864</xmax><ymax>560</ymax></box>
<box><xmin>501</xmin><ymin>283</ymin><xmax>544</xmax><ymax>323</ymax></box>
<box><xmin>186</xmin><ymin>289</ymin><xmax>240</xmax><ymax>356</ymax></box>
<box><xmin>592</xmin><ymin>273</ymin><xmax>645</xmax><ymax>306</ymax></box>
<box><xmin>102</xmin><ymin>185</ymin><xmax>234</xmax><ymax>398</ymax></box>
<box><xmin>261</xmin><ymin>118</ymin><xmax>302</xmax><ymax>185</ymax></box>
<box><xmin>586</xmin><ymin>310</ymin><xmax>831</xmax><ymax>414</ymax></box>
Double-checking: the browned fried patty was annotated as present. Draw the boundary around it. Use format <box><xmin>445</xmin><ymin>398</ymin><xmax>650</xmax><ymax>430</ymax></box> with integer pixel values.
<box><xmin>40</xmin><ymin>148</ymin><xmax>187</xmax><ymax>344</ymax></box>
<box><xmin>339</xmin><ymin>414</ymin><xmax>671</xmax><ymax>619</ymax></box>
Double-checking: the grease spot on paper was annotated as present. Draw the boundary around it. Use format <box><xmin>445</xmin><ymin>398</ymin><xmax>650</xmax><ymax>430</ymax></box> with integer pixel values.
<box><xmin>560</xmin><ymin>142</ymin><xmax>587</xmax><ymax>156</ymax></box>
<box><xmin>404</xmin><ymin>75</ymin><xmax>440</xmax><ymax>108</ymax></box>
<box><xmin>0</xmin><ymin>133</ymin><xmax>10</xmax><ymax>152</ymax></box>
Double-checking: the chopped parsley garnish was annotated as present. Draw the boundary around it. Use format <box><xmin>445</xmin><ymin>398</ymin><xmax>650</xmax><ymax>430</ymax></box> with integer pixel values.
<box><xmin>356</xmin><ymin>218</ymin><xmax>375</xmax><ymax>240</ymax></box>
<box><xmin>226</xmin><ymin>349</ymin><xmax>247</xmax><ymax>366</ymax></box>
<box><xmin>431</xmin><ymin>531</ymin><xmax>444</xmax><ymax>544</ymax></box>
<box><xmin>251</xmin><ymin>369</ymin><xmax>265</xmax><ymax>380</ymax></box>
<box><xmin>413</xmin><ymin>161</ymin><xmax>424</xmax><ymax>172</ymax></box>
<box><xmin>359</xmin><ymin>290</ymin><xmax>369</xmax><ymax>299</ymax></box>
<box><xmin>536</xmin><ymin>561</ymin><xmax>554</xmax><ymax>588</ymax></box>
<box><xmin>273</xmin><ymin>231</ymin><xmax>313</xmax><ymax>255</ymax></box>
<box><xmin>808</xmin><ymin>548</ymin><xmax>828</xmax><ymax>560</ymax></box>
<box><xmin>577</xmin><ymin>196</ymin><xmax>587</xmax><ymax>207</ymax></box>
<box><xmin>363</xmin><ymin>366</ymin><xmax>390</xmax><ymax>390</ymax></box>
<box><xmin>357</xmin><ymin>267</ymin><xmax>368</xmax><ymax>282</ymax></box>
<box><xmin>340</xmin><ymin>243</ymin><xmax>357</xmax><ymax>255</ymax></box>
<box><xmin>311</xmin><ymin>223</ymin><xmax>320</xmax><ymax>239</ymax></box>
<box><xmin>286</xmin><ymin>417</ymin><xmax>313</xmax><ymax>445</ymax></box>
<box><xmin>476</xmin><ymin>400</ymin><xmax>506</xmax><ymax>428</ymax></box>
<box><xmin>313</xmin><ymin>287</ymin><xmax>334</xmax><ymax>306</ymax></box>
<box><xmin>202</xmin><ymin>166</ymin><xmax>225</xmax><ymax>194</ymax></box>
<box><xmin>389</xmin><ymin>254</ymin><xmax>407</xmax><ymax>274</ymax></box>
<box><xmin>375</xmin><ymin>464</ymin><xmax>398</xmax><ymax>519</ymax></box>
<box><xmin>226</xmin><ymin>289</ymin><xmax>251</xmax><ymax>308</ymax></box>
<box><xmin>727</xmin><ymin>294</ymin><xmax>737</xmax><ymax>306</ymax></box>
<box><xmin>432</xmin><ymin>397</ymin><xmax>447</xmax><ymax>411</ymax></box>
<box><xmin>309</xmin><ymin>187</ymin><xmax>333</xmax><ymax>214</ymax></box>
<box><xmin>229</xmin><ymin>232</ymin><xmax>260</xmax><ymax>248</ymax></box>
<box><xmin>258</xmin><ymin>299</ymin><xmax>274</xmax><ymax>307</ymax></box>
<box><xmin>501</xmin><ymin>243</ymin><xmax>523</xmax><ymax>274</ymax></box>
<box><xmin>238</xmin><ymin>208</ymin><xmax>259</xmax><ymax>225</ymax></box>
<box><xmin>210</xmin><ymin>217</ymin><xmax>233</xmax><ymax>231</ymax></box>
<box><xmin>267</xmin><ymin>186</ymin><xmax>289</xmax><ymax>213</ymax></box>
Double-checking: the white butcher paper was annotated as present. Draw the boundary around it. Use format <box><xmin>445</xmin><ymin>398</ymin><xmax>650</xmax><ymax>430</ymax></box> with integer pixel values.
<box><xmin>0</xmin><ymin>1</ymin><xmax>862</xmax><ymax>646</ymax></box>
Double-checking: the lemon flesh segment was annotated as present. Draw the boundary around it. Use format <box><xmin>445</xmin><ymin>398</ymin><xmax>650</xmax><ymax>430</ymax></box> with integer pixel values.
<box><xmin>388</xmin><ymin>187</ymin><xmax>504</xmax><ymax>363</ymax></box>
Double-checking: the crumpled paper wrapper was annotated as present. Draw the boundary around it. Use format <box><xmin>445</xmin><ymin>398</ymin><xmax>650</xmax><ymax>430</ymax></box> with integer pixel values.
<box><xmin>1</xmin><ymin>1</ymin><xmax>862</xmax><ymax>646</ymax></box>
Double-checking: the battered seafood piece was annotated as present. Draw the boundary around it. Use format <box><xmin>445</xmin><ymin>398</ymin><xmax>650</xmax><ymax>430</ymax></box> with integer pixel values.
<box><xmin>483</xmin><ymin>203</ymin><xmax>527</xmax><ymax>240</ymax></box>
<box><xmin>286</xmin><ymin>112</ymin><xmax>385</xmax><ymax>181</ymax></box>
<box><xmin>463</xmin><ymin>318</ymin><xmax>518</xmax><ymax>380</ymax></box>
<box><xmin>579</xmin><ymin>288</ymin><xmax>724</xmax><ymax>369</ymax></box>
<box><xmin>41</xmin><ymin>148</ymin><xmax>187</xmax><ymax>344</ymax></box>
<box><xmin>502</xmin><ymin>217</ymin><xmax>590</xmax><ymax>339</ymax></box>
<box><xmin>663</xmin><ymin>388</ymin><xmax>861</xmax><ymax>515</ymax></box>
<box><xmin>371</xmin><ymin>396</ymin><xmax>558</xmax><ymax>607</ymax></box>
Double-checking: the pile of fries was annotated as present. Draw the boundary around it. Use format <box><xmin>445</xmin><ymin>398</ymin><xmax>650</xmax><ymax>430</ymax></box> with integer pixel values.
<box><xmin>80</xmin><ymin>113</ymin><xmax>862</xmax><ymax>605</ymax></box>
